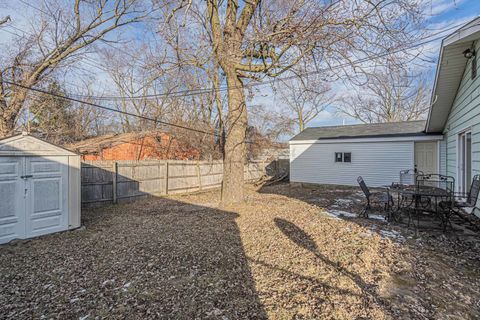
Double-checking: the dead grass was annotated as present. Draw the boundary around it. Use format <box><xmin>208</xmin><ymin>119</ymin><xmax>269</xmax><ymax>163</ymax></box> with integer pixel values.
<box><xmin>0</xmin><ymin>182</ymin><xmax>479</xmax><ymax>319</ymax></box>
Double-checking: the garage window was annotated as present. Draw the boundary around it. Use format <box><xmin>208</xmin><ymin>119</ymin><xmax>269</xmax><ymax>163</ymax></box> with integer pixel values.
<box><xmin>335</xmin><ymin>152</ymin><xmax>351</xmax><ymax>163</ymax></box>
<box><xmin>335</xmin><ymin>152</ymin><xmax>343</xmax><ymax>162</ymax></box>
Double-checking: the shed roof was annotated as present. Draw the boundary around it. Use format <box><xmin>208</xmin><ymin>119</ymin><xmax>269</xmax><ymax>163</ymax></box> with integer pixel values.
<box><xmin>290</xmin><ymin>120</ymin><xmax>431</xmax><ymax>141</ymax></box>
<box><xmin>0</xmin><ymin>133</ymin><xmax>78</xmax><ymax>156</ymax></box>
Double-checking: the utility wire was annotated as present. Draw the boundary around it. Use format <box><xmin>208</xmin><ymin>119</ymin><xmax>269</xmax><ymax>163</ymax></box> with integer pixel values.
<box><xmin>2</xmin><ymin>5</ymin><xmax>470</xmax><ymax>102</ymax></box>
<box><xmin>55</xmin><ymin>21</ymin><xmax>471</xmax><ymax>102</ymax></box>
<box><xmin>4</xmin><ymin>79</ymin><xmax>223</xmax><ymax>138</ymax></box>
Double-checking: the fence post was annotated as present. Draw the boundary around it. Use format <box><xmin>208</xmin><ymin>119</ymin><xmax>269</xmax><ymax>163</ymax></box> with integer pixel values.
<box><xmin>157</xmin><ymin>162</ymin><xmax>162</xmax><ymax>195</ymax></box>
<box><xmin>165</xmin><ymin>161</ymin><xmax>169</xmax><ymax>195</ymax></box>
<box><xmin>197</xmin><ymin>160</ymin><xmax>202</xmax><ymax>191</ymax></box>
<box><xmin>112</xmin><ymin>161</ymin><xmax>118</xmax><ymax>204</ymax></box>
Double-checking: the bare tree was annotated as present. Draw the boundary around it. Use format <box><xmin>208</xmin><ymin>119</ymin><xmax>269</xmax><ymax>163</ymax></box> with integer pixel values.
<box><xmin>0</xmin><ymin>0</ymin><xmax>149</xmax><ymax>137</ymax></box>
<box><xmin>100</xmin><ymin>46</ymin><xmax>184</xmax><ymax>133</ymax></box>
<box><xmin>340</xmin><ymin>68</ymin><xmax>430</xmax><ymax>123</ymax></box>
<box><xmin>278</xmin><ymin>74</ymin><xmax>335</xmax><ymax>133</ymax></box>
<box><xmin>248</xmin><ymin>104</ymin><xmax>294</xmax><ymax>141</ymax></box>
<box><xmin>163</xmin><ymin>0</ymin><xmax>424</xmax><ymax>204</ymax></box>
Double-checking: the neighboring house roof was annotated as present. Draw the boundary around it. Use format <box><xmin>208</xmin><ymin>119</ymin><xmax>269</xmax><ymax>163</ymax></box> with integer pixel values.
<box><xmin>66</xmin><ymin>131</ymin><xmax>199</xmax><ymax>160</ymax></box>
<box><xmin>290</xmin><ymin>120</ymin><xmax>430</xmax><ymax>141</ymax></box>
<box><xmin>426</xmin><ymin>16</ymin><xmax>480</xmax><ymax>132</ymax></box>
<box><xmin>66</xmin><ymin>131</ymin><xmax>163</xmax><ymax>154</ymax></box>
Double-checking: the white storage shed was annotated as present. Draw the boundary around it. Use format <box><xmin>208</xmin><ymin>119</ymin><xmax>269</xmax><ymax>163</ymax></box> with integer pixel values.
<box><xmin>0</xmin><ymin>133</ymin><xmax>81</xmax><ymax>244</ymax></box>
<box><xmin>289</xmin><ymin>121</ymin><xmax>444</xmax><ymax>187</ymax></box>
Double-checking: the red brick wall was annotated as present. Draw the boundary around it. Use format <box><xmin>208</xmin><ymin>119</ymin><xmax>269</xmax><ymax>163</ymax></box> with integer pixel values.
<box><xmin>80</xmin><ymin>134</ymin><xmax>200</xmax><ymax>161</ymax></box>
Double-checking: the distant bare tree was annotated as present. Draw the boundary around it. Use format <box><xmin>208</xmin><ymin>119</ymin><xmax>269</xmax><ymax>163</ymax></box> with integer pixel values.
<box><xmin>0</xmin><ymin>0</ymin><xmax>149</xmax><ymax>137</ymax></box>
<box><xmin>101</xmin><ymin>46</ymin><xmax>183</xmax><ymax>133</ymax></box>
<box><xmin>24</xmin><ymin>80</ymin><xmax>107</xmax><ymax>143</ymax></box>
<box><xmin>278</xmin><ymin>73</ymin><xmax>335</xmax><ymax>132</ymax></box>
<box><xmin>340</xmin><ymin>68</ymin><xmax>430</xmax><ymax>123</ymax></box>
<box><xmin>248</xmin><ymin>104</ymin><xmax>294</xmax><ymax>141</ymax></box>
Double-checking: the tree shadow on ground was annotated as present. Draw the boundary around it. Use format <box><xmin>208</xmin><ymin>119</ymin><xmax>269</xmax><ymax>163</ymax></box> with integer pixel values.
<box><xmin>0</xmin><ymin>196</ymin><xmax>267</xmax><ymax>319</ymax></box>
<box><xmin>273</xmin><ymin>217</ymin><xmax>377</xmax><ymax>298</ymax></box>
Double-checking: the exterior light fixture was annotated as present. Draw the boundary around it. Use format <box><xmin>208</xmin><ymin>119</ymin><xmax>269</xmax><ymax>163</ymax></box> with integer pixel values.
<box><xmin>463</xmin><ymin>47</ymin><xmax>477</xmax><ymax>79</ymax></box>
<box><xmin>463</xmin><ymin>48</ymin><xmax>475</xmax><ymax>59</ymax></box>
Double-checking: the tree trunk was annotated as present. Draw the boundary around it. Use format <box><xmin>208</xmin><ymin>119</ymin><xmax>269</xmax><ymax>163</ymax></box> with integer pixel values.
<box><xmin>0</xmin><ymin>114</ymin><xmax>16</xmax><ymax>137</ymax></box>
<box><xmin>221</xmin><ymin>70</ymin><xmax>247</xmax><ymax>205</ymax></box>
<box><xmin>298</xmin><ymin>119</ymin><xmax>304</xmax><ymax>133</ymax></box>
<box><xmin>0</xmin><ymin>85</ymin><xmax>28</xmax><ymax>137</ymax></box>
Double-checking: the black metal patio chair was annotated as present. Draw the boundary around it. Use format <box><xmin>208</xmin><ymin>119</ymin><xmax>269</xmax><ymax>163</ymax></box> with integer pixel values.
<box><xmin>399</xmin><ymin>169</ymin><xmax>423</xmax><ymax>185</ymax></box>
<box><xmin>444</xmin><ymin>175</ymin><xmax>480</xmax><ymax>229</ymax></box>
<box><xmin>357</xmin><ymin>176</ymin><xmax>393</xmax><ymax>218</ymax></box>
<box><xmin>415</xmin><ymin>174</ymin><xmax>455</xmax><ymax>231</ymax></box>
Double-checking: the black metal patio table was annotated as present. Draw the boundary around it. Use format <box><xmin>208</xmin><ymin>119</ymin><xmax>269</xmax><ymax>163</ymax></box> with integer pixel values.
<box><xmin>385</xmin><ymin>184</ymin><xmax>451</xmax><ymax>229</ymax></box>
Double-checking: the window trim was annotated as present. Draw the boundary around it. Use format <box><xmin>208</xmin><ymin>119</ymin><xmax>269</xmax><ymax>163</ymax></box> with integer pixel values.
<box><xmin>334</xmin><ymin>152</ymin><xmax>352</xmax><ymax>163</ymax></box>
<box><xmin>335</xmin><ymin>152</ymin><xmax>343</xmax><ymax>163</ymax></box>
<box><xmin>343</xmin><ymin>152</ymin><xmax>352</xmax><ymax>163</ymax></box>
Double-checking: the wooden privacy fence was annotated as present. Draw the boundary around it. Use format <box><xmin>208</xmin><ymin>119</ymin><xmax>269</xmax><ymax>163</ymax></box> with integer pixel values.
<box><xmin>81</xmin><ymin>160</ymin><xmax>274</xmax><ymax>207</ymax></box>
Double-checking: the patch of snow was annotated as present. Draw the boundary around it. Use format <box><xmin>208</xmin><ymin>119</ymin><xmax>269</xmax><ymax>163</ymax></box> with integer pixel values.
<box><xmin>378</xmin><ymin>229</ymin><xmax>405</xmax><ymax>242</ymax></box>
<box><xmin>324</xmin><ymin>209</ymin><xmax>357</xmax><ymax>219</ymax></box>
<box><xmin>79</xmin><ymin>316</ymin><xmax>89</xmax><ymax>320</ymax></box>
<box><xmin>70</xmin><ymin>298</ymin><xmax>80</xmax><ymax>303</ymax></box>
<box><xmin>334</xmin><ymin>199</ymin><xmax>353</xmax><ymax>206</ymax></box>
<box><xmin>101</xmin><ymin>279</ymin><xmax>115</xmax><ymax>287</ymax></box>
<box><xmin>122</xmin><ymin>282</ymin><xmax>131</xmax><ymax>292</ymax></box>
<box><xmin>369</xmin><ymin>214</ymin><xmax>386</xmax><ymax>221</ymax></box>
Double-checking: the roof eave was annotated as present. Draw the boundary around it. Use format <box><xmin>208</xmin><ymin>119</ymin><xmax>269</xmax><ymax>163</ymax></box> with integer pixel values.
<box><xmin>426</xmin><ymin>16</ymin><xmax>480</xmax><ymax>133</ymax></box>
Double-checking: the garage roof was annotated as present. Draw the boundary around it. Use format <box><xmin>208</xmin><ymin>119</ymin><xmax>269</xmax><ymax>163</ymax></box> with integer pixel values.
<box><xmin>290</xmin><ymin>120</ymin><xmax>432</xmax><ymax>141</ymax></box>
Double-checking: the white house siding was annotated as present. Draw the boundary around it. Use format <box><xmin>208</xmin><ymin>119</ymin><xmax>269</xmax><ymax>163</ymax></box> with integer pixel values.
<box><xmin>441</xmin><ymin>40</ymin><xmax>480</xmax><ymax>214</ymax></box>
<box><xmin>439</xmin><ymin>139</ymin><xmax>447</xmax><ymax>176</ymax></box>
<box><xmin>290</xmin><ymin>141</ymin><xmax>414</xmax><ymax>187</ymax></box>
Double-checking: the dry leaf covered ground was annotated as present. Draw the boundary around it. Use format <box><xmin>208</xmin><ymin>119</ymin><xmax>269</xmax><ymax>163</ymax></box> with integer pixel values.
<box><xmin>1</xmin><ymin>182</ymin><xmax>479</xmax><ymax>319</ymax></box>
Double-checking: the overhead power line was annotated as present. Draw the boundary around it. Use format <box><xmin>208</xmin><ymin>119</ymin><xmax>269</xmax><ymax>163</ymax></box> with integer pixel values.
<box><xmin>2</xmin><ymin>3</ymin><xmax>471</xmax><ymax>102</ymax></box>
<box><xmin>3</xmin><ymin>80</ymin><xmax>223</xmax><ymax>139</ymax></box>
<box><xmin>54</xmin><ymin>21</ymin><xmax>472</xmax><ymax>102</ymax></box>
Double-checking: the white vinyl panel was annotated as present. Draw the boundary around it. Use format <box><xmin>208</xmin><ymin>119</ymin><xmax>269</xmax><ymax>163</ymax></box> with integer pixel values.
<box><xmin>290</xmin><ymin>141</ymin><xmax>414</xmax><ymax>187</ymax></box>
<box><xmin>0</xmin><ymin>157</ymin><xmax>26</xmax><ymax>244</ymax></box>
<box><xmin>25</xmin><ymin>156</ymin><xmax>69</xmax><ymax>238</ymax></box>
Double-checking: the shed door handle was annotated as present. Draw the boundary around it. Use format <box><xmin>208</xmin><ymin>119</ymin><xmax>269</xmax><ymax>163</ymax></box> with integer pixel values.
<box><xmin>21</xmin><ymin>175</ymin><xmax>33</xmax><ymax>179</ymax></box>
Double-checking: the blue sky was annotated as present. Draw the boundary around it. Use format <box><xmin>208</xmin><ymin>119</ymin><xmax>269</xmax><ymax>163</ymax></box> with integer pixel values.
<box><xmin>1</xmin><ymin>0</ymin><xmax>479</xmax><ymax>138</ymax></box>
<box><xmin>250</xmin><ymin>0</ymin><xmax>480</xmax><ymax>133</ymax></box>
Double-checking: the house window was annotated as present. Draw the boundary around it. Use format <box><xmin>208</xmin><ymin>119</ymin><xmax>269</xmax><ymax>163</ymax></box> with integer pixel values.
<box><xmin>344</xmin><ymin>152</ymin><xmax>352</xmax><ymax>163</ymax></box>
<box><xmin>335</xmin><ymin>152</ymin><xmax>343</xmax><ymax>162</ymax></box>
<box><xmin>335</xmin><ymin>152</ymin><xmax>351</xmax><ymax>163</ymax></box>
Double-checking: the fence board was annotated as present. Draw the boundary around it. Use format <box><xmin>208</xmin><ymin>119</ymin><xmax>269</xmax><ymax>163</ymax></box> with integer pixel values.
<box><xmin>81</xmin><ymin>159</ymin><xmax>282</xmax><ymax>207</ymax></box>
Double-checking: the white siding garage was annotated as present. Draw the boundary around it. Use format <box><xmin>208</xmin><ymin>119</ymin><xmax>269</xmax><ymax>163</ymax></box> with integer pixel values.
<box><xmin>289</xmin><ymin>121</ymin><xmax>444</xmax><ymax>187</ymax></box>
<box><xmin>291</xmin><ymin>140</ymin><xmax>414</xmax><ymax>186</ymax></box>
<box><xmin>0</xmin><ymin>134</ymin><xmax>81</xmax><ymax>244</ymax></box>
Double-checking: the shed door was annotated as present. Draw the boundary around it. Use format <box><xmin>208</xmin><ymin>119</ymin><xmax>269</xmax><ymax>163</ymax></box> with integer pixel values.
<box><xmin>25</xmin><ymin>157</ymin><xmax>69</xmax><ymax>238</ymax></box>
<box><xmin>415</xmin><ymin>142</ymin><xmax>438</xmax><ymax>175</ymax></box>
<box><xmin>0</xmin><ymin>157</ymin><xmax>26</xmax><ymax>243</ymax></box>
